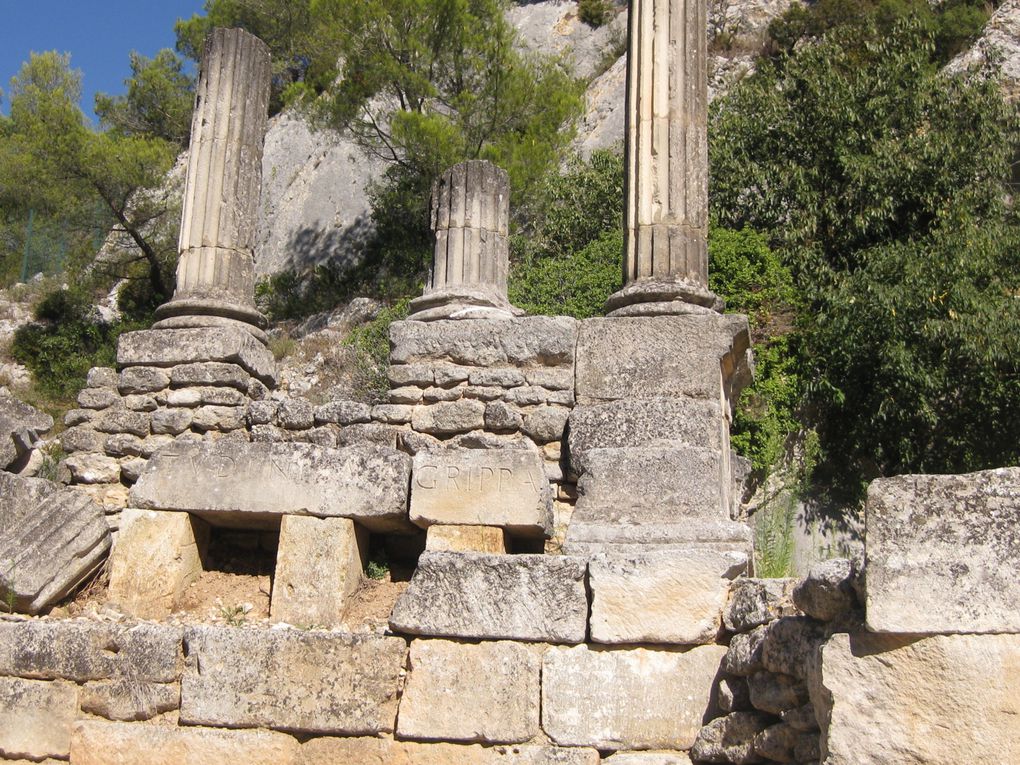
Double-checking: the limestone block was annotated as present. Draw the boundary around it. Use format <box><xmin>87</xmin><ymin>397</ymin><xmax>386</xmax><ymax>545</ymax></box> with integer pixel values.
<box><xmin>278</xmin><ymin>398</ymin><xmax>315</xmax><ymax>429</ymax></box>
<box><xmin>94</xmin><ymin>409</ymin><xmax>150</xmax><ymax>436</ymax></box>
<box><xmin>603</xmin><ymin>754</ymin><xmax>693</xmax><ymax>765</ymax></box>
<box><xmin>170</xmin><ymin>361</ymin><xmax>251</xmax><ymax>390</ymax></box>
<box><xmin>575</xmin><ymin>315</ymin><xmax>750</xmax><ymax>405</ymax></box>
<box><xmin>721</xmin><ymin>626</ymin><xmax>766</xmax><ymax>676</ymax></box>
<box><xmin>339</xmin><ymin>422</ymin><xmax>402</xmax><ymax>449</ymax></box>
<box><xmin>123</xmin><ymin>393</ymin><xmax>158</xmax><ymax>411</ymax></box>
<box><xmin>390</xmin><ymin>317</ymin><xmax>578</xmax><ymax>367</ymax></box>
<box><xmin>63</xmin><ymin>408</ymin><xmax>93</xmax><ymax>427</ymax></box>
<box><xmin>817</xmin><ymin>632</ymin><xmax>1020</xmax><ymax>765</ymax></box>
<box><xmin>120</xmin><ymin>458</ymin><xmax>148</xmax><ymax>484</ymax></box>
<box><xmin>426</xmin><ymin>524</ymin><xmax>507</xmax><ymax>553</ymax></box>
<box><xmin>781</xmin><ymin>703</ymin><xmax>819</xmax><ymax>733</ymax></box>
<box><xmin>119</xmin><ymin>366</ymin><xmax>171</xmax><ymax>394</ymax></box>
<box><xmin>107</xmin><ymin>509</ymin><xmax>208</xmax><ymax>619</ymax></box>
<box><xmin>412</xmin><ymin>400</ymin><xmax>486</xmax><ymax>435</ymax></box>
<box><xmin>589</xmin><ymin>550</ymin><xmax>746</xmax><ymax>644</ymax></box>
<box><xmin>865</xmin><ymin>468</ymin><xmax>1020</xmax><ymax>633</ymax></box>
<box><xmin>542</xmin><ymin>644</ymin><xmax>727</xmax><ymax>750</ymax></box>
<box><xmin>373</xmin><ymin>404</ymin><xmax>415</xmax><ymax>424</ymax></box>
<box><xmin>388</xmin><ymin>363</ymin><xmax>435</xmax><ymax>386</ymax></box>
<box><xmin>392</xmin><ymin>385</ymin><xmax>426</xmax><ymax>403</ymax></box>
<box><xmin>151</xmin><ymin>408</ymin><xmax>193</xmax><ymax>435</ymax></box>
<box><xmin>180</xmin><ymin>627</ymin><xmax>406</xmax><ymax>734</ymax></box>
<box><xmin>271</xmin><ymin>516</ymin><xmax>365</xmax><ymax>627</ymax></box>
<box><xmin>79</xmin><ymin>679</ymin><xmax>179</xmax><ymax>721</ymax></box>
<box><xmin>762</xmin><ymin>617</ymin><xmax>827</xmax><ymax>681</ymax></box>
<box><xmin>59</xmin><ymin>425</ymin><xmax>103</xmax><ymax>454</ymax></box>
<box><xmin>118</xmin><ymin>327</ymin><xmax>276</xmax><ymax>386</ymax></box>
<box><xmin>0</xmin><ymin>620</ymin><xmax>182</xmax><ymax>682</ymax></box>
<box><xmin>718</xmin><ymin>676</ymin><xmax>751</xmax><ymax>713</ymax></box>
<box><xmin>525</xmin><ymin>367</ymin><xmax>573</xmax><ymax>390</ymax></box>
<box><xmin>389</xmin><ymin>552</ymin><xmax>587</xmax><ymax>642</ymax></box>
<box><xmin>0</xmin><ymin>677</ymin><xmax>76</xmax><ymax>760</ymax></box>
<box><xmin>690</xmin><ymin>712</ymin><xmax>771</xmax><ymax>765</ymax></box>
<box><xmin>484</xmin><ymin>400</ymin><xmax>523</xmax><ymax>432</ymax></box>
<box><xmin>297</xmin><ymin>738</ymin><xmax>600</xmax><ymax>765</ymax></box>
<box><xmin>70</xmin><ymin>721</ymin><xmax>299</xmax><ymax>765</ymax></box>
<box><xmin>64</xmin><ymin>452</ymin><xmax>122</xmax><ymax>484</ymax></box>
<box><xmin>723</xmin><ymin>578</ymin><xmax>797</xmax><ymax>632</ymax></box>
<box><xmin>752</xmin><ymin>722</ymin><xmax>798</xmax><ymax>763</ymax></box>
<box><xmin>470</xmin><ymin>368</ymin><xmax>525</xmax><ymax>387</ymax></box>
<box><xmin>0</xmin><ymin>473</ymin><xmax>111</xmax><ymax>614</ymax></box>
<box><xmin>521</xmin><ymin>405</ymin><xmax>569</xmax><ymax>444</ymax></box>
<box><xmin>77</xmin><ymin>387</ymin><xmax>119</xmax><ymax>410</ymax></box>
<box><xmin>410</xmin><ymin>450</ymin><xmax>551</xmax><ymax>535</ymax></box>
<box><xmin>792</xmin><ymin>558</ymin><xmax>857</xmax><ymax>622</ymax></box>
<box><xmin>563</xmin><ymin>447</ymin><xmax>750</xmax><ymax>554</ymax></box>
<box><xmin>397</xmin><ymin>639</ymin><xmax>541</xmax><ymax>743</ymax></box>
<box><xmin>191</xmin><ymin>405</ymin><xmax>246</xmax><ymax>431</ymax></box>
<box><xmin>130</xmin><ymin>441</ymin><xmax>412</xmax><ymax>532</ymax></box>
<box><xmin>748</xmin><ymin>672</ymin><xmax>809</xmax><ymax>714</ymax></box>
<box><xmin>567</xmin><ymin>398</ymin><xmax>725</xmax><ymax>475</ymax></box>
<box><xmin>87</xmin><ymin>367</ymin><xmax>119</xmax><ymax>388</ymax></box>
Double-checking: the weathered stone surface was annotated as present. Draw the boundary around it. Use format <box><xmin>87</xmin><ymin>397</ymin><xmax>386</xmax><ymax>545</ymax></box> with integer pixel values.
<box><xmin>723</xmin><ymin>578</ymin><xmax>797</xmax><ymax>632</ymax></box>
<box><xmin>484</xmin><ymin>400</ymin><xmax>524</xmax><ymax>432</ymax></box>
<box><xmin>390</xmin><ymin>552</ymin><xmax>587</xmax><ymax>642</ymax></box>
<box><xmin>690</xmin><ymin>712</ymin><xmax>771</xmax><ymax>765</ymax></box>
<box><xmin>0</xmin><ymin>620</ymin><xmax>181</xmax><ymax>682</ymax></box>
<box><xmin>718</xmin><ymin>676</ymin><xmax>751</xmax><ymax>713</ymax></box>
<box><xmin>574</xmin><ymin>316</ymin><xmax>751</xmax><ymax>405</ymax></box>
<box><xmin>107</xmin><ymin>509</ymin><xmax>208</xmax><ymax>619</ymax></box>
<box><xmin>603</xmin><ymin>754</ymin><xmax>692</xmax><ymax>765</ymax></box>
<box><xmin>412</xmin><ymin>400</ymin><xmax>486</xmax><ymax>435</ymax></box>
<box><xmin>373</xmin><ymin>404</ymin><xmax>415</xmax><ymax>424</ymax></box>
<box><xmin>151</xmin><ymin>408</ymin><xmax>194</xmax><ymax>435</ymax></box>
<box><xmin>79</xmin><ymin>680</ymin><xmax>179</xmax><ymax>721</ymax></box>
<box><xmin>298</xmin><ymin>738</ymin><xmax>600</xmax><ymax>764</ymax></box>
<box><xmin>722</xmin><ymin>626</ymin><xmax>767</xmax><ymax>676</ymax></box>
<box><xmin>390</xmin><ymin>317</ymin><xmax>578</xmax><ymax>367</ymax></box>
<box><xmin>542</xmin><ymin>644</ymin><xmax>727</xmax><ymax>750</ymax></box>
<box><xmin>119</xmin><ymin>366</ymin><xmax>171</xmax><ymax>394</ymax></box>
<box><xmin>70</xmin><ymin>721</ymin><xmax>299</xmax><ymax>765</ymax></box>
<box><xmin>568</xmin><ymin>398</ymin><xmax>724</xmax><ymax>475</ymax></box>
<box><xmin>752</xmin><ymin>723</ymin><xmax>797</xmax><ymax>763</ymax></box>
<box><xmin>397</xmin><ymin>639</ymin><xmax>541</xmax><ymax>743</ymax></box>
<box><xmin>410</xmin><ymin>450</ymin><xmax>551</xmax><ymax>535</ymax></box>
<box><xmin>123</xmin><ymin>393</ymin><xmax>158</xmax><ymax>411</ymax></box>
<box><xmin>339</xmin><ymin>422</ymin><xmax>402</xmax><ymax>449</ymax></box>
<box><xmin>77</xmin><ymin>386</ymin><xmax>119</xmax><ymax>410</ymax></box>
<box><xmin>93</xmin><ymin>409</ymin><xmax>150</xmax><ymax>436</ymax></box>
<box><xmin>63</xmin><ymin>408</ymin><xmax>93</xmax><ymax>427</ymax></box>
<box><xmin>87</xmin><ymin>366</ymin><xmax>119</xmax><ymax>388</ymax></box>
<box><xmin>792</xmin><ymin>558</ymin><xmax>857</xmax><ymax>622</ymax></box>
<box><xmin>120</xmin><ymin>457</ymin><xmax>148</xmax><ymax>484</ymax></box>
<box><xmin>191</xmin><ymin>404</ymin><xmax>246</xmax><ymax>431</ymax></box>
<box><xmin>180</xmin><ymin>627</ymin><xmax>406</xmax><ymax>734</ymax></box>
<box><xmin>426</xmin><ymin>524</ymin><xmax>507</xmax><ymax>553</ymax></box>
<box><xmin>865</xmin><ymin>468</ymin><xmax>1020</xmax><ymax>633</ymax></box>
<box><xmin>589</xmin><ymin>550</ymin><xmax>746</xmax><ymax>644</ymax></box>
<box><xmin>521</xmin><ymin>406</ymin><xmax>569</xmax><ymax>444</ymax></box>
<box><xmin>0</xmin><ymin>389</ymin><xmax>52</xmax><ymax>468</ymax></box>
<box><xmin>781</xmin><ymin>703</ymin><xmax>819</xmax><ymax>733</ymax></box>
<box><xmin>170</xmin><ymin>362</ymin><xmax>250</xmax><ymax>390</ymax></box>
<box><xmin>64</xmin><ymin>452</ymin><xmax>122</xmax><ymax>484</ymax></box>
<box><xmin>118</xmin><ymin>327</ymin><xmax>276</xmax><ymax>385</ymax></box>
<box><xmin>747</xmin><ymin>672</ymin><xmax>809</xmax><ymax>715</ymax></box>
<box><xmin>0</xmin><ymin>473</ymin><xmax>110</xmax><ymax>613</ymax></box>
<box><xmin>762</xmin><ymin>617</ymin><xmax>826</xmax><ymax>681</ymax></box>
<box><xmin>817</xmin><ymin>632</ymin><xmax>1020</xmax><ymax>765</ymax></box>
<box><xmin>0</xmin><ymin>677</ymin><xmax>76</xmax><ymax>760</ymax></box>
<box><xmin>271</xmin><ymin>516</ymin><xmax>364</xmax><ymax>627</ymax></box>
<box><xmin>130</xmin><ymin>441</ymin><xmax>412</xmax><ymax>532</ymax></box>
<box><xmin>278</xmin><ymin>398</ymin><xmax>315</xmax><ymax>429</ymax></box>
<box><xmin>389</xmin><ymin>363</ymin><xmax>435</xmax><ymax>386</ymax></box>
<box><xmin>564</xmin><ymin>447</ymin><xmax>750</xmax><ymax>553</ymax></box>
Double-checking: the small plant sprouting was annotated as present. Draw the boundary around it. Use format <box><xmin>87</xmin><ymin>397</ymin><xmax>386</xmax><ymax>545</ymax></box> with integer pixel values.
<box><xmin>219</xmin><ymin>602</ymin><xmax>251</xmax><ymax>626</ymax></box>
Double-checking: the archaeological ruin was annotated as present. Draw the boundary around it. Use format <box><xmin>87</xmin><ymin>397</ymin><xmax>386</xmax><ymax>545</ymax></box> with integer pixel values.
<box><xmin>0</xmin><ymin>7</ymin><xmax>1018</xmax><ymax>765</ymax></box>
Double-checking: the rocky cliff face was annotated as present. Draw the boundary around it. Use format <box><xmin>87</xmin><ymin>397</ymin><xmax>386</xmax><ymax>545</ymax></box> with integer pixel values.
<box><xmin>947</xmin><ymin>0</ymin><xmax>1020</xmax><ymax>98</ymax></box>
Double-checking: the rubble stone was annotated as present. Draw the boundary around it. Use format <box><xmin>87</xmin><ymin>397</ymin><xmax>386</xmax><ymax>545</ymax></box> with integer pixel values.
<box><xmin>521</xmin><ymin>405</ymin><xmax>569</xmax><ymax>444</ymax></box>
<box><xmin>412</xmin><ymin>400</ymin><xmax>486</xmax><ymax>435</ymax></box>
<box><xmin>792</xmin><ymin>558</ymin><xmax>857</xmax><ymax>622</ymax></box>
<box><xmin>119</xmin><ymin>366</ymin><xmax>171</xmax><ymax>394</ymax></box>
<box><xmin>690</xmin><ymin>712</ymin><xmax>771</xmax><ymax>765</ymax></box>
<box><xmin>0</xmin><ymin>391</ymin><xmax>52</xmax><ymax>469</ymax></box>
<box><xmin>723</xmin><ymin>578</ymin><xmax>797</xmax><ymax>632</ymax></box>
<box><xmin>77</xmin><ymin>387</ymin><xmax>119</xmax><ymax>410</ymax></box>
<box><xmin>747</xmin><ymin>672</ymin><xmax>809</xmax><ymax>714</ymax></box>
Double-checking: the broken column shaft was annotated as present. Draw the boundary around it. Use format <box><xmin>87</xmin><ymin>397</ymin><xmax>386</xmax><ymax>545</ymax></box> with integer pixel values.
<box><xmin>409</xmin><ymin>160</ymin><xmax>518</xmax><ymax>321</ymax></box>
<box><xmin>607</xmin><ymin>0</ymin><xmax>721</xmax><ymax>315</ymax></box>
<box><xmin>155</xmin><ymin>27</ymin><xmax>271</xmax><ymax>335</ymax></box>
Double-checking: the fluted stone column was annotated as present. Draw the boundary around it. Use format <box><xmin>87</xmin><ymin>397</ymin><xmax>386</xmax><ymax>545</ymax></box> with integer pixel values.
<box><xmin>409</xmin><ymin>160</ymin><xmax>520</xmax><ymax>321</ymax></box>
<box><xmin>606</xmin><ymin>0</ymin><xmax>722</xmax><ymax>316</ymax></box>
<box><xmin>155</xmin><ymin>28</ymin><xmax>271</xmax><ymax>336</ymax></box>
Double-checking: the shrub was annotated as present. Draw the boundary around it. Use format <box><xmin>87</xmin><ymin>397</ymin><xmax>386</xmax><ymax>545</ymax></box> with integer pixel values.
<box><xmin>578</xmin><ymin>0</ymin><xmax>614</xmax><ymax>28</ymax></box>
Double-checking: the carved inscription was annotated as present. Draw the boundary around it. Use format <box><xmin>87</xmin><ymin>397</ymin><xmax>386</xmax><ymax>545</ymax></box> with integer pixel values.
<box><xmin>409</xmin><ymin>451</ymin><xmax>552</xmax><ymax>536</ymax></box>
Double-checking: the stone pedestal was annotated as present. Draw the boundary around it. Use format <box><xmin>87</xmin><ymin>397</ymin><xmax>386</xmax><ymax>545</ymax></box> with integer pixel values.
<box><xmin>608</xmin><ymin>0</ymin><xmax>720</xmax><ymax>316</ymax></box>
<box><xmin>154</xmin><ymin>27</ymin><xmax>271</xmax><ymax>336</ymax></box>
<box><xmin>409</xmin><ymin>160</ymin><xmax>519</xmax><ymax>321</ymax></box>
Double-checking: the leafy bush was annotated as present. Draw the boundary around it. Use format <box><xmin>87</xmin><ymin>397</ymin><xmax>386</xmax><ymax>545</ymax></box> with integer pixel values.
<box><xmin>578</xmin><ymin>0</ymin><xmax>614</xmax><ymax>28</ymax></box>
<box><xmin>345</xmin><ymin>297</ymin><xmax>411</xmax><ymax>402</ymax></box>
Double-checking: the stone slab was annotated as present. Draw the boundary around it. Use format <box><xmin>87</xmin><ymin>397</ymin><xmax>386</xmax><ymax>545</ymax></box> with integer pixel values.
<box><xmin>0</xmin><ymin>677</ymin><xmax>76</xmax><ymax>760</ymax></box>
<box><xmin>389</xmin><ymin>316</ymin><xmax>578</xmax><ymax>367</ymax></box>
<box><xmin>130</xmin><ymin>441</ymin><xmax>412</xmax><ymax>532</ymax></box>
<box><xmin>568</xmin><ymin>398</ymin><xmax>725</xmax><ymax>475</ymax></box>
<box><xmin>602</xmin><ymin>754</ymin><xmax>693</xmax><ymax>765</ymax></box>
<box><xmin>410</xmin><ymin>450</ymin><xmax>552</xmax><ymax>536</ymax></box>
<box><xmin>865</xmin><ymin>468</ymin><xmax>1020</xmax><ymax>633</ymax></box>
<box><xmin>107</xmin><ymin>509</ymin><xmax>209</xmax><ymax>619</ymax></box>
<box><xmin>589</xmin><ymin>550</ymin><xmax>747</xmax><ymax>644</ymax></box>
<box><xmin>0</xmin><ymin>473</ymin><xmax>111</xmax><ymax>613</ymax></box>
<box><xmin>70</xmin><ymin>721</ymin><xmax>299</xmax><ymax>765</ymax></box>
<box><xmin>271</xmin><ymin>515</ymin><xmax>365</xmax><ymax>627</ymax></box>
<box><xmin>79</xmin><ymin>679</ymin><xmax>180</xmax><ymax>721</ymax></box>
<box><xmin>397</xmin><ymin>639</ymin><xmax>541</xmax><ymax>743</ymax></box>
<box><xmin>0</xmin><ymin>620</ymin><xmax>183</xmax><ymax>682</ymax></box>
<box><xmin>117</xmin><ymin>326</ymin><xmax>277</xmax><ymax>386</ymax></box>
<box><xmin>574</xmin><ymin>315</ymin><xmax>750</xmax><ymax>405</ymax></box>
<box><xmin>816</xmin><ymin>632</ymin><xmax>1020</xmax><ymax>764</ymax></box>
<box><xmin>0</xmin><ymin>389</ymin><xmax>52</xmax><ymax>468</ymax></box>
<box><xmin>298</xmin><ymin>738</ymin><xmax>600</xmax><ymax>765</ymax></box>
<box><xmin>180</xmin><ymin>627</ymin><xmax>406</xmax><ymax>734</ymax></box>
<box><xmin>542</xmin><ymin>644</ymin><xmax>727</xmax><ymax>750</ymax></box>
<box><xmin>426</xmin><ymin>525</ymin><xmax>508</xmax><ymax>553</ymax></box>
<box><xmin>389</xmin><ymin>552</ymin><xmax>588</xmax><ymax>642</ymax></box>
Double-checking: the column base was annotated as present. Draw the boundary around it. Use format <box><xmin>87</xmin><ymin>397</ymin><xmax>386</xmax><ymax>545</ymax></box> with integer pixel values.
<box><xmin>605</xmin><ymin>279</ymin><xmax>724</xmax><ymax>316</ymax></box>
<box><xmin>152</xmin><ymin>314</ymin><xmax>269</xmax><ymax>345</ymax></box>
<box><xmin>408</xmin><ymin>286</ymin><xmax>524</xmax><ymax>322</ymax></box>
<box><xmin>154</xmin><ymin>296</ymin><xmax>267</xmax><ymax>333</ymax></box>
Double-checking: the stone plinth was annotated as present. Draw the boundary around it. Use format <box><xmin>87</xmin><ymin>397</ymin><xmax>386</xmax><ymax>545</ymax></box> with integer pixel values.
<box><xmin>864</xmin><ymin>468</ymin><xmax>1020</xmax><ymax>634</ymax></box>
<box><xmin>155</xmin><ymin>28</ymin><xmax>271</xmax><ymax>333</ymax></box>
<box><xmin>608</xmin><ymin>0</ymin><xmax>717</xmax><ymax>315</ymax></box>
<box><xmin>410</xmin><ymin>160</ymin><xmax>517</xmax><ymax>320</ymax></box>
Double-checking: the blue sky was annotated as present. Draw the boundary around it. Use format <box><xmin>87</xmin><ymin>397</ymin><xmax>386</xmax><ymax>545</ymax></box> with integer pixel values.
<box><xmin>0</xmin><ymin>1</ymin><xmax>206</xmax><ymax>122</ymax></box>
